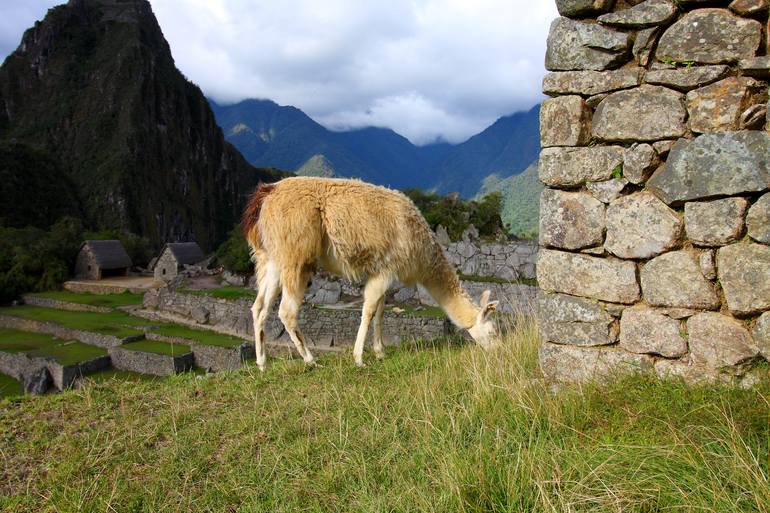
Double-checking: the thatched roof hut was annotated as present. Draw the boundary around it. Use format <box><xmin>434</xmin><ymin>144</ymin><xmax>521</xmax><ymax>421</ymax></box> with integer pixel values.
<box><xmin>154</xmin><ymin>242</ymin><xmax>205</xmax><ymax>281</ymax></box>
<box><xmin>74</xmin><ymin>240</ymin><xmax>133</xmax><ymax>280</ymax></box>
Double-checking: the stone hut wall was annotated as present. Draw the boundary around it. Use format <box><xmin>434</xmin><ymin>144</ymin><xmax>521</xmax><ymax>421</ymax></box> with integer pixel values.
<box><xmin>74</xmin><ymin>247</ymin><xmax>100</xmax><ymax>280</ymax></box>
<box><xmin>538</xmin><ymin>0</ymin><xmax>770</xmax><ymax>385</ymax></box>
<box><xmin>154</xmin><ymin>248</ymin><xmax>179</xmax><ymax>281</ymax></box>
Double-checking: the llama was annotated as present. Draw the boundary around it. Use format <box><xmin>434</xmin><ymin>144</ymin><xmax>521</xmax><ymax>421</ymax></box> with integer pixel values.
<box><xmin>243</xmin><ymin>176</ymin><xmax>500</xmax><ymax>369</ymax></box>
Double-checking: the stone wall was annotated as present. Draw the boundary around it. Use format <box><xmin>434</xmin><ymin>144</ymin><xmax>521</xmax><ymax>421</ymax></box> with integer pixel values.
<box><xmin>144</xmin><ymin>289</ymin><xmax>459</xmax><ymax>348</ymax></box>
<box><xmin>538</xmin><ymin>0</ymin><xmax>770</xmax><ymax>385</ymax></box>
<box><xmin>444</xmin><ymin>239</ymin><xmax>538</xmax><ymax>281</ymax></box>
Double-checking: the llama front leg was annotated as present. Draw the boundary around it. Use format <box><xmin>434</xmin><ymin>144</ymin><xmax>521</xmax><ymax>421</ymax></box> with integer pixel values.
<box><xmin>372</xmin><ymin>297</ymin><xmax>386</xmax><ymax>360</ymax></box>
<box><xmin>354</xmin><ymin>274</ymin><xmax>390</xmax><ymax>367</ymax></box>
<box><xmin>251</xmin><ymin>261</ymin><xmax>280</xmax><ymax>371</ymax></box>
<box><xmin>278</xmin><ymin>270</ymin><xmax>315</xmax><ymax>365</ymax></box>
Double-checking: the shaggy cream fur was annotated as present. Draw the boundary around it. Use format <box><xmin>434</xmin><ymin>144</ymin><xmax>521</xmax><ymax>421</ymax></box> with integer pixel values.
<box><xmin>244</xmin><ymin>176</ymin><xmax>498</xmax><ymax>368</ymax></box>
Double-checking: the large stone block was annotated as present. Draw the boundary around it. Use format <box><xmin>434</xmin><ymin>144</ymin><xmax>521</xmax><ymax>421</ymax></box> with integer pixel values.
<box><xmin>539</xmin><ymin>146</ymin><xmax>624</xmax><ymax>187</ymax></box>
<box><xmin>545</xmin><ymin>17</ymin><xmax>631</xmax><ymax>72</ymax></box>
<box><xmin>538</xmin><ymin>249</ymin><xmax>640</xmax><ymax>304</ymax></box>
<box><xmin>598</xmin><ymin>0</ymin><xmax>678</xmax><ymax>28</ymax></box>
<box><xmin>620</xmin><ymin>306</ymin><xmax>687</xmax><ymax>357</ymax></box>
<box><xmin>539</xmin><ymin>343</ymin><xmax>654</xmax><ymax>383</ymax></box>
<box><xmin>717</xmin><ymin>242</ymin><xmax>770</xmax><ymax>316</ymax></box>
<box><xmin>684</xmin><ymin>197</ymin><xmax>748</xmax><ymax>246</ymax></box>
<box><xmin>538</xmin><ymin>292</ymin><xmax>616</xmax><ymax>346</ymax></box>
<box><xmin>656</xmin><ymin>9</ymin><xmax>762</xmax><ymax>64</ymax></box>
<box><xmin>633</xmin><ymin>27</ymin><xmax>661</xmax><ymax>66</ymax></box>
<box><xmin>645</xmin><ymin>65</ymin><xmax>730</xmax><ymax>91</ymax></box>
<box><xmin>605</xmin><ymin>192</ymin><xmax>683</xmax><ymax>259</ymax></box>
<box><xmin>592</xmin><ymin>85</ymin><xmax>687</xmax><ymax>142</ymax></box>
<box><xmin>539</xmin><ymin>189</ymin><xmax>605</xmax><ymax>250</ymax></box>
<box><xmin>747</xmin><ymin>193</ymin><xmax>770</xmax><ymax>244</ymax></box>
<box><xmin>540</xmin><ymin>96</ymin><xmax>592</xmax><ymax>147</ymax></box>
<box><xmin>686</xmin><ymin>77</ymin><xmax>763</xmax><ymax>133</ymax></box>
<box><xmin>688</xmin><ymin>312</ymin><xmax>760</xmax><ymax>368</ymax></box>
<box><xmin>586</xmin><ymin>178</ymin><xmax>627</xmax><ymax>203</ymax></box>
<box><xmin>556</xmin><ymin>0</ymin><xmax>616</xmax><ymax>16</ymax></box>
<box><xmin>753</xmin><ymin>312</ymin><xmax>770</xmax><ymax>360</ymax></box>
<box><xmin>543</xmin><ymin>69</ymin><xmax>641</xmax><ymax>97</ymax></box>
<box><xmin>622</xmin><ymin>143</ymin><xmax>658</xmax><ymax>184</ymax></box>
<box><xmin>729</xmin><ymin>0</ymin><xmax>769</xmax><ymax>16</ymax></box>
<box><xmin>640</xmin><ymin>250</ymin><xmax>720</xmax><ymax>309</ymax></box>
<box><xmin>647</xmin><ymin>132</ymin><xmax>770</xmax><ymax>205</ymax></box>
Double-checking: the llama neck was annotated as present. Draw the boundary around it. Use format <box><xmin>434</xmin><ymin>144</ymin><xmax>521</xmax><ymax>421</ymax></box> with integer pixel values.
<box><xmin>421</xmin><ymin>254</ymin><xmax>478</xmax><ymax>330</ymax></box>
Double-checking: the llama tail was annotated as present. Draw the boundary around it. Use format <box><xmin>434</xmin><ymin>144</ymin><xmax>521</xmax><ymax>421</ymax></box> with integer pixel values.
<box><xmin>242</xmin><ymin>182</ymin><xmax>277</xmax><ymax>261</ymax></box>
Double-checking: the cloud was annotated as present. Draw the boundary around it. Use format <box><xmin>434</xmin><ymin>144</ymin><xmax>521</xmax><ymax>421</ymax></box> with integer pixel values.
<box><xmin>1</xmin><ymin>0</ymin><xmax>558</xmax><ymax>144</ymax></box>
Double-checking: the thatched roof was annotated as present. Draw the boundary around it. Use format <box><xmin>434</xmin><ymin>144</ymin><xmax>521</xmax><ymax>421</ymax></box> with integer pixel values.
<box><xmin>163</xmin><ymin>242</ymin><xmax>205</xmax><ymax>265</ymax></box>
<box><xmin>82</xmin><ymin>240</ymin><xmax>132</xmax><ymax>269</ymax></box>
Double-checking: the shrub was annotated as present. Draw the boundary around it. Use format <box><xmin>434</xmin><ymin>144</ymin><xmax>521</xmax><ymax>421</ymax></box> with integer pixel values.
<box><xmin>214</xmin><ymin>225</ymin><xmax>253</xmax><ymax>275</ymax></box>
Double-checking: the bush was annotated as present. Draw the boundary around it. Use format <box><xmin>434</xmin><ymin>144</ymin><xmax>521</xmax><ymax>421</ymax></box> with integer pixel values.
<box><xmin>402</xmin><ymin>189</ymin><xmax>504</xmax><ymax>241</ymax></box>
<box><xmin>0</xmin><ymin>217</ymin><xmax>153</xmax><ymax>303</ymax></box>
<box><xmin>214</xmin><ymin>226</ymin><xmax>253</xmax><ymax>275</ymax></box>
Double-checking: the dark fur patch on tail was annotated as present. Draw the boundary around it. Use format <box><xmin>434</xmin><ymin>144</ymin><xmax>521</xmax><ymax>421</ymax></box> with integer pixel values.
<box><xmin>242</xmin><ymin>182</ymin><xmax>277</xmax><ymax>239</ymax></box>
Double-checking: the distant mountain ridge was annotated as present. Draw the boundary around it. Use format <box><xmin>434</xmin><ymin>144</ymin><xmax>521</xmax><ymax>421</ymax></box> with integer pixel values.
<box><xmin>210</xmin><ymin>99</ymin><xmax>540</xmax><ymax>197</ymax></box>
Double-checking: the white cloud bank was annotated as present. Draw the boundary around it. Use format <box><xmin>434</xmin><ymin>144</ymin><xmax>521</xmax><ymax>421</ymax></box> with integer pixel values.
<box><xmin>1</xmin><ymin>0</ymin><xmax>558</xmax><ymax>144</ymax></box>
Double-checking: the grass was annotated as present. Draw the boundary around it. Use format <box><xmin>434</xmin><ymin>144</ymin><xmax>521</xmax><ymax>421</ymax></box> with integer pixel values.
<box><xmin>28</xmin><ymin>290</ymin><xmax>144</xmax><ymax>308</ymax></box>
<box><xmin>0</xmin><ymin>329</ymin><xmax>107</xmax><ymax>366</ymax></box>
<box><xmin>152</xmin><ymin>324</ymin><xmax>246</xmax><ymax>348</ymax></box>
<box><xmin>0</xmin><ymin>373</ymin><xmax>21</xmax><ymax>398</ymax></box>
<box><xmin>180</xmin><ymin>286</ymin><xmax>256</xmax><ymax>300</ymax></box>
<box><xmin>459</xmin><ymin>273</ymin><xmax>539</xmax><ymax>287</ymax></box>
<box><xmin>0</xmin><ymin>318</ymin><xmax>768</xmax><ymax>512</ymax></box>
<box><xmin>0</xmin><ymin>305</ymin><xmax>153</xmax><ymax>338</ymax></box>
<box><xmin>120</xmin><ymin>340</ymin><xmax>191</xmax><ymax>357</ymax></box>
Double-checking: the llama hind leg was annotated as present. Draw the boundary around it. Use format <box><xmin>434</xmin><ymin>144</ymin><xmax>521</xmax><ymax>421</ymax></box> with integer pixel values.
<box><xmin>353</xmin><ymin>274</ymin><xmax>390</xmax><ymax>367</ymax></box>
<box><xmin>251</xmin><ymin>261</ymin><xmax>280</xmax><ymax>371</ymax></box>
<box><xmin>372</xmin><ymin>297</ymin><xmax>386</xmax><ymax>360</ymax></box>
<box><xmin>278</xmin><ymin>270</ymin><xmax>315</xmax><ymax>365</ymax></box>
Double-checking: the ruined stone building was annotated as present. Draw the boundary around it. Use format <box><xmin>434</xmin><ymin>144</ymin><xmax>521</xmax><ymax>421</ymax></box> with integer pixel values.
<box><xmin>154</xmin><ymin>242</ymin><xmax>205</xmax><ymax>281</ymax></box>
<box><xmin>74</xmin><ymin>240</ymin><xmax>133</xmax><ymax>280</ymax></box>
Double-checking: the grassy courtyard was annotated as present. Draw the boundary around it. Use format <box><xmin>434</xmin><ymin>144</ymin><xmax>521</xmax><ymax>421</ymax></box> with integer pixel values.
<box><xmin>0</xmin><ymin>306</ymin><xmax>152</xmax><ymax>338</ymax></box>
<box><xmin>0</xmin><ymin>328</ymin><xmax>106</xmax><ymax>366</ymax></box>
<box><xmin>152</xmin><ymin>324</ymin><xmax>246</xmax><ymax>348</ymax></box>
<box><xmin>27</xmin><ymin>290</ymin><xmax>144</xmax><ymax>308</ymax></box>
<box><xmin>0</xmin><ymin>317</ymin><xmax>767</xmax><ymax>512</ymax></box>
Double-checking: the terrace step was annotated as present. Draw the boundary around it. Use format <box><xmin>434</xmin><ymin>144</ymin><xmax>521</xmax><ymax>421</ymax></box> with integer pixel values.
<box><xmin>109</xmin><ymin>341</ymin><xmax>194</xmax><ymax>377</ymax></box>
<box><xmin>0</xmin><ymin>313</ymin><xmax>144</xmax><ymax>348</ymax></box>
<box><xmin>0</xmin><ymin>329</ymin><xmax>111</xmax><ymax>392</ymax></box>
<box><xmin>22</xmin><ymin>294</ymin><xmax>112</xmax><ymax>313</ymax></box>
<box><xmin>145</xmin><ymin>332</ymin><xmax>254</xmax><ymax>372</ymax></box>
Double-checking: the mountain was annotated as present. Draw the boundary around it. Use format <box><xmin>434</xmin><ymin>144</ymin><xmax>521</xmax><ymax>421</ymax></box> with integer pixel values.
<box><xmin>210</xmin><ymin>99</ymin><xmax>539</xmax><ymax>197</ymax></box>
<box><xmin>210</xmin><ymin>99</ymin><xmax>444</xmax><ymax>189</ymax></box>
<box><xmin>0</xmin><ymin>0</ymin><xmax>283</xmax><ymax>250</ymax></box>
<box><xmin>432</xmin><ymin>105</ymin><xmax>541</xmax><ymax>198</ymax></box>
<box><xmin>476</xmin><ymin>162</ymin><xmax>543</xmax><ymax>239</ymax></box>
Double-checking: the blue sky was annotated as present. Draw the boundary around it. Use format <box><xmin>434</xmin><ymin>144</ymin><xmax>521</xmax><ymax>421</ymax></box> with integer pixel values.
<box><xmin>1</xmin><ymin>0</ymin><xmax>557</xmax><ymax>144</ymax></box>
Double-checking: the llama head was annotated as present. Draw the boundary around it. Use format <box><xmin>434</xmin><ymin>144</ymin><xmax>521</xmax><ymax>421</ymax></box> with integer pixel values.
<box><xmin>467</xmin><ymin>289</ymin><xmax>499</xmax><ymax>349</ymax></box>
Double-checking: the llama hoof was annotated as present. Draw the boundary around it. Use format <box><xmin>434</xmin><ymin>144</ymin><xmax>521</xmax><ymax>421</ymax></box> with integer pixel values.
<box><xmin>355</xmin><ymin>360</ymin><xmax>367</xmax><ymax>368</ymax></box>
<box><xmin>375</xmin><ymin>352</ymin><xmax>385</xmax><ymax>361</ymax></box>
<box><xmin>257</xmin><ymin>365</ymin><xmax>265</xmax><ymax>372</ymax></box>
<box><xmin>305</xmin><ymin>360</ymin><xmax>322</xmax><ymax>368</ymax></box>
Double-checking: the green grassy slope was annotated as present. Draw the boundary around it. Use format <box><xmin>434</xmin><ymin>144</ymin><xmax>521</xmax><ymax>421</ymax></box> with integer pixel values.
<box><xmin>0</xmin><ymin>306</ymin><xmax>152</xmax><ymax>338</ymax></box>
<box><xmin>478</xmin><ymin>161</ymin><xmax>543</xmax><ymax>240</ymax></box>
<box><xmin>0</xmin><ymin>318</ymin><xmax>768</xmax><ymax>512</ymax></box>
<box><xmin>28</xmin><ymin>291</ymin><xmax>143</xmax><ymax>308</ymax></box>
<box><xmin>0</xmin><ymin>328</ymin><xmax>106</xmax><ymax>365</ymax></box>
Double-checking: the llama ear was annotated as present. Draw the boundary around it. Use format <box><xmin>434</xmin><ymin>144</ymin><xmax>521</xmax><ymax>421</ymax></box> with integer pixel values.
<box><xmin>479</xmin><ymin>289</ymin><xmax>491</xmax><ymax>307</ymax></box>
<box><xmin>482</xmin><ymin>300</ymin><xmax>499</xmax><ymax>319</ymax></box>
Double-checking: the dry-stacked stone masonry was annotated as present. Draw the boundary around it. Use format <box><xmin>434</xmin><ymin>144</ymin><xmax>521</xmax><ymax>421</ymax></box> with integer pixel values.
<box><xmin>538</xmin><ymin>0</ymin><xmax>770</xmax><ymax>385</ymax></box>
